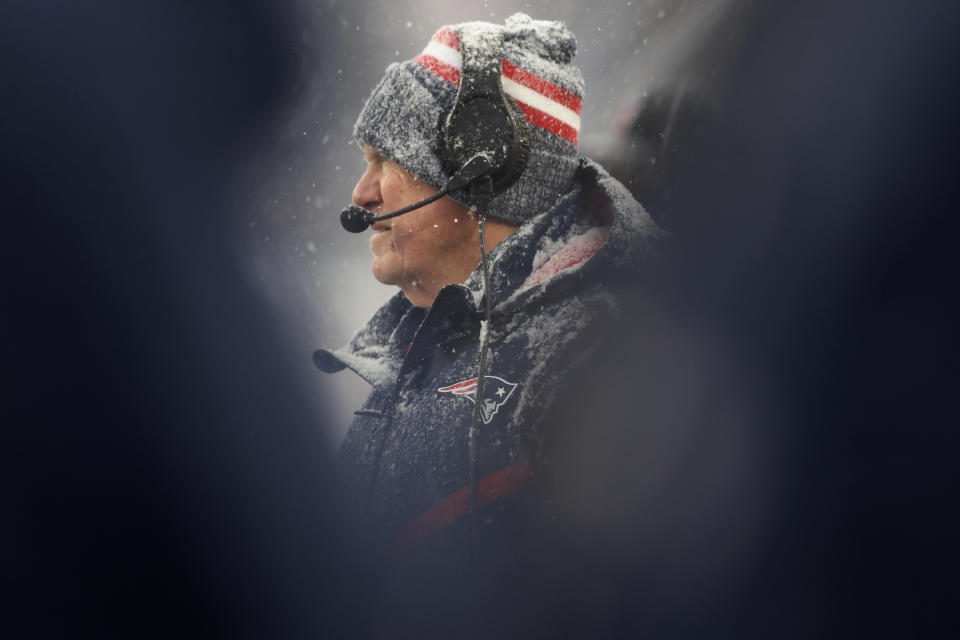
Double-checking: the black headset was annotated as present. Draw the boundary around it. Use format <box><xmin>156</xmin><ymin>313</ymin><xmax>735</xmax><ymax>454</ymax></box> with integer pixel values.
<box><xmin>339</xmin><ymin>28</ymin><xmax>530</xmax><ymax>233</ymax></box>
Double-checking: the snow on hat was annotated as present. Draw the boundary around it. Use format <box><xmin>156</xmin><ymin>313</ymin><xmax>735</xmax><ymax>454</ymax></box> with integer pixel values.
<box><xmin>353</xmin><ymin>13</ymin><xmax>584</xmax><ymax>226</ymax></box>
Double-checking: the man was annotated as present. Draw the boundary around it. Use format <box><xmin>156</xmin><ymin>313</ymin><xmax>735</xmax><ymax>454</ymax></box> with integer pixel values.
<box><xmin>313</xmin><ymin>13</ymin><xmax>662</xmax><ymax>554</ymax></box>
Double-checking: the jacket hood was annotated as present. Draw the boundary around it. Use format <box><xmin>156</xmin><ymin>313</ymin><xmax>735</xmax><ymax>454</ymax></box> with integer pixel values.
<box><xmin>465</xmin><ymin>156</ymin><xmax>661</xmax><ymax>314</ymax></box>
<box><xmin>313</xmin><ymin>157</ymin><xmax>662</xmax><ymax>384</ymax></box>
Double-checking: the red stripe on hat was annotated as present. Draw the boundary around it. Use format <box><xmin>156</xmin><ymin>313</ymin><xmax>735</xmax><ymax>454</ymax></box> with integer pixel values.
<box><xmin>516</xmin><ymin>101</ymin><xmax>579</xmax><ymax>145</ymax></box>
<box><xmin>387</xmin><ymin>460</ymin><xmax>536</xmax><ymax>552</ymax></box>
<box><xmin>413</xmin><ymin>54</ymin><xmax>461</xmax><ymax>85</ymax></box>
<box><xmin>501</xmin><ymin>59</ymin><xmax>582</xmax><ymax>115</ymax></box>
<box><xmin>413</xmin><ymin>48</ymin><xmax>580</xmax><ymax>144</ymax></box>
<box><xmin>433</xmin><ymin>27</ymin><xmax>460</xmax><ymax>51</ymax></box>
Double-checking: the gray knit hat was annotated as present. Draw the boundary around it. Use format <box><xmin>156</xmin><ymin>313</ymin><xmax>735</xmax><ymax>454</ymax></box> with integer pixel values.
<box><xmin>353</xmin><ymin>13</ymin><xmax>584</xmax><ymax>226</ymax></box>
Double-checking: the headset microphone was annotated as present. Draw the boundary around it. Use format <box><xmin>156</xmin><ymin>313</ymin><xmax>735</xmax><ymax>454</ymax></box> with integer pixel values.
<box><xmin>339</xmin><ymin>153</ymin><xmax>495</xmax><ymax>233</ymax></box>
<box><xmin>339</xmin><ymin>205</ymin><xmax>374</xmax><ymax>233</ymax></box>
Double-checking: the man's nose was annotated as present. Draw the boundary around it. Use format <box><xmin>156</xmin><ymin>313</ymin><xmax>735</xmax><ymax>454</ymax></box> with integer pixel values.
<box><xmin>351</xmin><ymin>166</ymin><xmax>382</xmax><ymax>210</ymax></box>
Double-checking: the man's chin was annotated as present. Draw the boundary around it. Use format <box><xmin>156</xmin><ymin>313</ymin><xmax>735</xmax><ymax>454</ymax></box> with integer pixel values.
<box><xmin>370</xmin><ymin>260</ymin><xmax>401</xmax><ymax>287</ymax></box>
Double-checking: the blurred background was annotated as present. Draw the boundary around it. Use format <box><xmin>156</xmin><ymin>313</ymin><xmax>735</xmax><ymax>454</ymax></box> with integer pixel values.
<box><xmin>5</xmin><ymin>0</ymin><xmax>958</xmax><ymax>637</ymax></box>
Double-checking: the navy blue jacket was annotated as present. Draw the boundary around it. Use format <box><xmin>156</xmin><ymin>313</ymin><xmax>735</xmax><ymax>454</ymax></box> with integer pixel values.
<box><xmin>314</xmin><ymin>159</ymin><xmax>661</xmax><ymax>551</ymax></box>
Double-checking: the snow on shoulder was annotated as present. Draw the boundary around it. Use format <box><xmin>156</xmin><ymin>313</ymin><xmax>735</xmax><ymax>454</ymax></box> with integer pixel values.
<box><xmin>521</xmin><ymin>226</ymin><xmax>610</xmax><ymax>289</ymax></box>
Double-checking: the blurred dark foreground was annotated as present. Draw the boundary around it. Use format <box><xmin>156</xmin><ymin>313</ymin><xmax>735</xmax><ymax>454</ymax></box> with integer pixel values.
<box><xmin>4</xmin><ymin>1</ymin><xmax>958</xmax><ymax>637</ymax></box>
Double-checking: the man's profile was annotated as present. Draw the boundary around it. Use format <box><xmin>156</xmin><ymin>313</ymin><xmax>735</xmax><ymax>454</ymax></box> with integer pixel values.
<box><xmin>313</xmin><ymin>13</ymin><xmax>662</xmax><ymax>553</ymax></box>
<box><xmin>354</xmin><ymin>145</ymin><xmax>518</xmax><ymax>309</ymax></box>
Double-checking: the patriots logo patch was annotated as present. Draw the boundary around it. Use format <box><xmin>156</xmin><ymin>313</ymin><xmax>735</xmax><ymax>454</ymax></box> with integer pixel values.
<box><xmin>437</xmin><ymin>376</ymin><xmax>519</xmax><ymax>424</ymax></box>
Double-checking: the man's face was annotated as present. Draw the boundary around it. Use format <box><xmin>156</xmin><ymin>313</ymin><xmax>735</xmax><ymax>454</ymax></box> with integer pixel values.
<box><xmin>351</xmin><ymin>146</ymin><xmax>477</xmax><ymax>307</ymax></box>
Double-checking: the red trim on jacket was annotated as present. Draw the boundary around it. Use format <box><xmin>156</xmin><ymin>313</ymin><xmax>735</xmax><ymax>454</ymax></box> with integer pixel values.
<box><xmin>388</xmin><ymin>460</ymin><xmax>536</xmax><ymax>552</ymax></box>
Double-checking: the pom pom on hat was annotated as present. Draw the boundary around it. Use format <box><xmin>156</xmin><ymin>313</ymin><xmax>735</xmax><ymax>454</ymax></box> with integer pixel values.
<box><xmin>503</xmin><ymin>13</ymin><xmax>577</xmax><ymax>64</ymax></box>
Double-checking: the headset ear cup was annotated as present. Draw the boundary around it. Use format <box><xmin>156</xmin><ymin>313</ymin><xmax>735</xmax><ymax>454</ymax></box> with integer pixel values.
<box><xmin>442</xmin><ymin>94</ymin><xmax>499</xmax><ymax>178</ymax></box>
<box><xmin>440</xmin><ymin>27</ymin><xmax>531</xmax><ymax>202</ymax></box>
<box><xmin>441</xmin><ymin>87</ymin><xmax>530</xmax><ymax>197</ymax></box>
<box><xmin>490</xmin><ymin>95</ymin><xmax>530</xmax><ymax>193</ymax></box>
